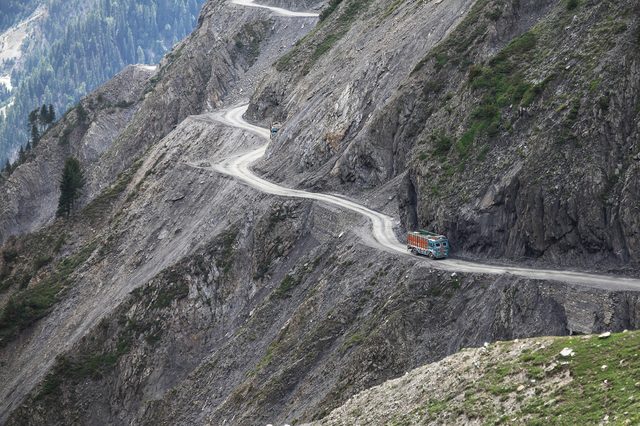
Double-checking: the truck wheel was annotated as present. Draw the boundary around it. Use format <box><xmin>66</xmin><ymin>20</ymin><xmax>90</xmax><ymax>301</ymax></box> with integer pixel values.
<box><xmin>427</xmin><ymin>252</ymin><xmax>434</xmax><ymax>259</ymax></box>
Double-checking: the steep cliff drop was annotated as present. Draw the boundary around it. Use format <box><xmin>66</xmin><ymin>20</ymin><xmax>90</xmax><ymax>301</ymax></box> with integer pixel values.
<box><xmin>192</xmin><ymin>104</ymin><xmax>640</xmax><ymax>291</ymax></box>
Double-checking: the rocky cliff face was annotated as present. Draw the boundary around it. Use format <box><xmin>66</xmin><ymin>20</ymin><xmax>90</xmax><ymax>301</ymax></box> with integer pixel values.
<box><xmin>1</xmin><ymin>0</ymin><xmax>639</xmax><ymax>424</ymax></box>
<box><xmin>0</xmin><ymin>65</ymin><xmax>154</xmax><ymax>244</ymax></box>
<box><xmin>6</xmin><ymin>218</ymin><xmax>640</xmax><ymax>424</ymax></box>
<box><xmin>0</xmin><ymin>0</ymin><xmax>311</xmax><ymax>245</ymax></box>
<box><xmin>249</xmin><ymin>0</ymin><xmax>640</xmax><ymax>269</ymax></box>
<box><xmin>0</xmin><ymin>0</ymin><xmax>317</xmax><ymax>420</ymax></box>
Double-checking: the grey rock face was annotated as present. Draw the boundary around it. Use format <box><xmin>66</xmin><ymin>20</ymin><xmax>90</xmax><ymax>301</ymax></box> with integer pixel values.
<box><xmin>0</xmin><ymin>0</ymin><xmax>310</xmax><ymax>245</ymax></box>
<box><xmin>7</xmin><ymin>225</ymin><xmax>640</xmax><ymax>424</ymax></box>
<box><xmin>1</xmin><ymin>0</ymin><xmax>639</xmax><ymax>424</ymax></box>
<box><xmin>0</xmin><ymin>0</ymin><xmax>316</xmax><ymax>421</ymax></box>
<box><xmin>0</xmin><ymin>65</ymin><xmax>154</xmax><ymax>244</ymax></box>
<box><xmin>249</xmin><ymin>0</ymin><xmax>640</xmax><ymax>268</ymax></box>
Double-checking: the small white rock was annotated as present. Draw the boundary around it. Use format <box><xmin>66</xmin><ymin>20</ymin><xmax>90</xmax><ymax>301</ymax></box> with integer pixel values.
<box><xmin>560</xmin><ymin>348</ymin><xmax>575</xmax><ymax>357</ymax></box>
<box><xmin>598</xmin><ymin>331</ymin><xmax>611</xmax><ymax>339</ymax></box>
<box><xmin>601</xmin><ymin>365</ymin><xmax>608</xmax><ymax>371</ymax></box>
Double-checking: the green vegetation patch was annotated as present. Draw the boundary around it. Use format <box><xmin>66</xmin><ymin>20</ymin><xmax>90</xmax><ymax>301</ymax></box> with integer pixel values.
<box><xmin>281</xmin><ymin>0</ymin><xmax>372</xmax><ymax>75</ymax></box>
<box><xmin>38</xmin><ymin>330</ymin><xmax>133</xmax><ymax>400</ymax></box>
<box><xmin>149</xmin><ymin>280</ymin><xmax>190</xmax><ymax>310</ymax></box>
<box><xmin>412</xmin><ymin>0</ymin><xmax>494</xmax><ymax>74</ymax></box>
<box><xmin>514</xmin><ymin>332</ymin><xmax>640</xmax><ymax>423</ymax></box>
<box><xmin>36</xmin><ymin>255</ymin><xmax>202</xmax><ymax>400</ymax></box>
<box><xmin>82</xmin><ymin>159</ymin><xmax>143</xmax><ymax>222</ymax></box>
<box><xmin>400</xmin><ymin>331</ymin><xmax>640</xmax><ymax>424</ymax></box>
<box><xmin>273</xmin><ymin>274</ymin><xmax>302</xmax><ymax>299</ymax></box>
<box><xmin>459</xmin><ymin>31</ymin><xmax>548</xmax><ymax>155</ymax></box>
<box><xmin>320</xmin><ymin>0</ymin><xmax>344</xmax><ymax>21</ymax></box>
<box><xmin>0</xmin><ymin>229</ymin><xmax>67</xmax><ymax>293</ymax></box>
<box><xmin>0</xmin><ymin>241</ymin><xmax>97</xmax><ymax>346</ymax></box>
<box><xmin>217</xmin><ymin>228</ymin><xmax>239</xmax><ymax>276</ymax></box>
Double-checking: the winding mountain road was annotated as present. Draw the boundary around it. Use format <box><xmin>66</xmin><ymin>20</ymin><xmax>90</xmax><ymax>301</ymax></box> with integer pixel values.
<box><xmin>196</xmin><ymin>1</ymin><xmax>640</xmax><ymax>291</ymax></box>
<box><xmin>230</xmin><ymin>0</ymin><xmax>320</xmax><ymax>17</ymax></box>
<box><xmin>193</xmin><ymin>105</ymin><xmax>640</xmax><ymax>291</ymax></box>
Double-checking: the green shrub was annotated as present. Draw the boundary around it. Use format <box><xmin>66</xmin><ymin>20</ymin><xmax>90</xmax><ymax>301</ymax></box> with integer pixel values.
<box><xmin>0</xmin><ymin>281</ymin><xmax>62</xmax><ymax>342</ymax></box>
<box><xmin>0</xmin><ymin>241</ymin><xmax>96</xmax><ymax>346</ymax></box>
<box><xmin>472</xmin><ymin>103</ymin><xmax>500</xmax><ymax>121</ymax></box>
<box><xmin>567</xmin><ymin>100</ymin><xmax>580</xmax><ymax>122</ymax></box>
<box><xmin>423</xmin><ymin>79</ymin><xmax>445</xmax><ymax>96</ymax></box>
<box><xmin>320</xmin><ymin>0</ymin><xmax>343</xmax><ymax>21</ymax></box>
<box><xmin>456</xmin><ymin>129</ymin><xmax>477</xmax><ymax>157</ymax></box>
<box><xmin>2</xmin><ymin>249</ymin><xmax>18</xmax><ymax>263</ymax></box>
<box><xmin>431</xmin><ymin>131</ymin><xmax>453</xmax><ymax>157</ymax></box>
<box><xmin>566</xmin><ymin>0</ymin><xmax>578</xmax><ymax>10</ymax></box>
<box><xmin>311</xmin><ymin>34</ymin><xmax>342</xmax><ymax>62</ymax></box>
<box><xmin>151</xmin><ymin>282</ymin><xmax>189</xmax><ymax>310</ymax></box>
<box><xmin>434</xmin><ymin>53</ymin><xmax>448</xmax><ymax>70</ymax></box>
<box><xmin>33</xmin><ymin>254</ymin><xmax>53</xmax><ymax>271</ymax></box>
<box><xmin>598</xmin><ymin>95</ymin><xmax>610</xmax><ymax>111</ymax></box>
<box><xmin>502</xmin><ymin>32</ymin><xmax>537</xmax><ymax>56</ymax></box>
<box><xmin>273</xmin><ymin>274</ymin><xmax>301</xmax><ymax>299</ymax></box>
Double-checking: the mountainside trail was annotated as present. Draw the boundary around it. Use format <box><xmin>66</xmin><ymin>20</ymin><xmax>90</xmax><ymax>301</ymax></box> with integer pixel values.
<box><xmin>230</xmin><ymin>0</ymin><xmax>320</xmax><ymax>17</ymax></box>
<box><xmin>193</xmin><ymin>104</ymin><xmax>640</xmax><ymax>291</ymax></box>
<box><xmin>3</xmin><ymin>0</ymin><xmax>640</xmax><ymax>423</ymax></box>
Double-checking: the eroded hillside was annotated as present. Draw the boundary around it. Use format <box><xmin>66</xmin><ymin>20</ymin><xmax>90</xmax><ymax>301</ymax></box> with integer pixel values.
<box><xmin>249</xmin><ymin>0</ymin><xmax>640</xmax><ymax>269</ymax></box>
<box><xmin>0</xmin><ymin>0</ymin><xmax>639</xmax><ymax>424</ymax></box>
<box><xmin>313</xmin><ymin>330</ymin><xmax>640</xmax><ymax>425</ymax></box>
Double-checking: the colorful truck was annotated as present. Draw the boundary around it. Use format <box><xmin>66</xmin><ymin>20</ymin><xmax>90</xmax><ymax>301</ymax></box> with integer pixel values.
<box><xmin>407</xmin><ymin>230</ymin><xmax>449</xmax><ymax>259</ymax></box>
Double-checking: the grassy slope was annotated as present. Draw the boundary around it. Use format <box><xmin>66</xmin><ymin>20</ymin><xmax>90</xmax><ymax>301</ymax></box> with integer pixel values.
<box><xmin>318</xmin><ymin>331</ymin><xmax>640</xmax><ymax>425</ymax></box>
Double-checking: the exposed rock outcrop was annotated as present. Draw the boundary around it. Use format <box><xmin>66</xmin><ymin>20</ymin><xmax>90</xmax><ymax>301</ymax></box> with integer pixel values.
<box><xmin>1</xmin><ymin>0</ymin><xmax>639</xmax><ymax>424</ymax></box>
<box><xmin>0</xmin><ymin>65</ymin><xmax>154</xmax><ymax>243</ymax></box>
<box><xmin>249</xmin><ymin>0</ymin><xmax>640</xmax><ymax>269</ymax></box>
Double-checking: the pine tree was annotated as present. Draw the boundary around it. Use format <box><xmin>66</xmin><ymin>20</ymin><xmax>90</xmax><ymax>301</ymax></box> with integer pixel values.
<box><xmin>76</xmin><ymin>103</ymin><xmax>88</xmax><ymax>123</ymax></box>
<box><xmin>3</xmin><ymin>159</ymin><xmax>10</xmax><ymax>173</ymax></box>
<box><xmin>40</xmin><ymin>104</ymin><xmax>48</xmax><ymax>126</ymax></box>
<box><xmin>28</xmin><ymin>109</ymin><xmax>38</xmax><ymax>127</ymax></box>
<box><xmin>48</xmin><ymin>104</ymin><xmax>55</xmax><ymax>123</ymax></box>
<box><xmin>57</xmin><ymin>157</ymin><xmax>85</xmax><ymax>218</ymax></box>
<box><xmin>31</xmin><ymin>124</ymin><xmax>39</xmax><ymax>145</ymax></box>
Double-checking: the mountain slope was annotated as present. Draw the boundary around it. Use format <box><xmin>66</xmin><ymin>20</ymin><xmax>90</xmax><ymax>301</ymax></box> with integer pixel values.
<box><xmin>0</xmin><ymin>0</ymin><xmax>40</xmax><ymax>33</ymax></box>
<box><xmin>0</xmin><ymin>0</ymin><xmax>317</xmax><ymax>421</ymax></box>
<box><xmin>249</xmin><ymin>0</ymin><xmax>640</xmax><ymax>270</ymax></box>
<box><xmin>0</xmin><ymin>0</ymin><xmax>205</xmax><ymax>164</ymax></box>
<box><xmin>0</xmin><ymin>0</ymin><xmax>639</xmax><ymax>424</ymax></box>
<box><xmin>313</xmin><ymin>330</ymin><xmax>640</xmax><ymax>425</ymax></box>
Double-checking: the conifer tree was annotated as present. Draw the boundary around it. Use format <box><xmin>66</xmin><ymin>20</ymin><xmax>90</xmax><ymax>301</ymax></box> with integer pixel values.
<box><xmin>28</xmin><ymin>109</ymin><xmax>38</xmax><ymax>127</ymax></box>
<box><xmin>57</xmin><ymin>157</ymin><xmax>85</xmax><ymax>218</ymax></box>
<box><xmin>31</xmin><ymin>124</ymin><xmax>39</xmax><ymax>146</ymax></box>
<box><xmin>76</xmin><ymin>103</ymin><xmax>87</xmax><ymax>123</ymax></box>
<box><xmin>48</xmin><ymin>104</ymin><xmax>55</xmax><ymax>123</ymax></box>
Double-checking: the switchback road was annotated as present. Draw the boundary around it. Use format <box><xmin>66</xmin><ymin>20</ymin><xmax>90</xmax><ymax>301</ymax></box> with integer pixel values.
<box><xmin>195</xmin><ymin>105</ymin><xmax>640</xmax><ymax>291</ymax></box>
